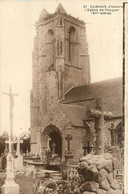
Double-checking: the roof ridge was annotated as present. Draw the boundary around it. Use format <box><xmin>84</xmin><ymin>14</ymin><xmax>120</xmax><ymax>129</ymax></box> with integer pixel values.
<box><xmin>70</xmin><ymin>76</ymin><xmax>122</xmax><ymax>90</ymax></box>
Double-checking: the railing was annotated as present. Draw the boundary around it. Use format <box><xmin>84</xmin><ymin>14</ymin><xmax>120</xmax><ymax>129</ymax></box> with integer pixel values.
<box><xmin>61</xmin><ymin>164</ymin><xmax>79</xmax><ymax>183</ymax></box>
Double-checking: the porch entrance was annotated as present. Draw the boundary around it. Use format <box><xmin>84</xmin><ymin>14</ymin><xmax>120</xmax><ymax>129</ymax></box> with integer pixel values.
<box><xmin>42</xmin><ymin>124</ymin><xmax>62</xmax><ymax>157</ymax></box>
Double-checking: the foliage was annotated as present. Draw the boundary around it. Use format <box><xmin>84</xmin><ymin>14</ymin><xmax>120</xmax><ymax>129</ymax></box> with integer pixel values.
<box><xmin>0</xmin><ymin>136</ymin><xmax>6</xmax><ymax>156</ymax></box>
<box><xmin>20</xmin><ymin>137</ymin><xmax>30</xmax><ymax>153</ymax></box>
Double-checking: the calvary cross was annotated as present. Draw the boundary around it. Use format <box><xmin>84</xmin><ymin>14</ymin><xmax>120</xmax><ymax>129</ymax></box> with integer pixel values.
<box><xmin>65</xmin><ymin>134</ymin><xmax>72</xmax><ymax>154</ymax></box>
<box><xmin>88</xmin><ymin>97</ymin><xmax>113</xmax><ymax>155</ymax></box>
<box><xmin>3</xmin><ymin>86</ymin><xmax>18</xmax><ymax>141</ymax></box>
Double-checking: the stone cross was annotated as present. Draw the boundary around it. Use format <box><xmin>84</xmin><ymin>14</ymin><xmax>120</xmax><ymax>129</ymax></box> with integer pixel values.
<box><xmin>5</xmin><ymin>138</ymin><xmax>14</xmax><ymax>154</ymax></box>
<box><xmin>65</xmin><ymin>134</ymin><xmax>72</xmax><ymax>154</ymax></box>
<box><xmin>108</xmin><ymin>123</ymin><xmax>118</xmax><ymax>146</ymax></box>
<box><xmin>51</xmin><ymin>142</ymin><xmax>56</xmax><ymax>154</ymax></box>
<box><xmin>88</xmin><ymin>97</ymin><xmax>113</xmax><ymax>155</ymax></box>
<box><xmin>47</xmin><ymin>136</ymin><xmax>51</xmax><ymax>150</ymax></box>
<box><xmin>82</xmin><ymin>141</ymin><xmax>94</xmax><ymax>155</ymax></box>
<box><xmin>3</xmin><ymin>86</ymin><xmax>18</xmax><ymax>143</ymax></box>
<box><xmin>15</xmin><ymin>137</ymin><xmax>23</xmax><ymax>155</ymax></box>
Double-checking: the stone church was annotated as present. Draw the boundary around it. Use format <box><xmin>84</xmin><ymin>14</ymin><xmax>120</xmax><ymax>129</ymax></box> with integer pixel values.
<box><xmin>30</xmin><ymin>4</ymin><xmax>123</xmax><ymax>164</ymax></box>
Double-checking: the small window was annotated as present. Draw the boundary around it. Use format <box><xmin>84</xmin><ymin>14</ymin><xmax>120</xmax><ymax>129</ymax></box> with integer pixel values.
<box><xmin>60</xmin><ymin>17</ymin><xmax>62</xmax><ymax>25</ymax></box>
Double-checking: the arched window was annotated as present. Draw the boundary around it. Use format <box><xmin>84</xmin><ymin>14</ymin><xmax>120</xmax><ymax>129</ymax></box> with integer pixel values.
<box><xmin>46</xmin><ymin>29</ymin><xmax>54</xmax><ymax>69</ymax></box>
<box><xmin>69</xmin><ymin>26</ymin><xmax>77</xmax><ymax>65</ymax></box>
<box><xmin>47</xmin><ymin>29</ymin><xmax>54</xmax><ymax>43</ymax></box>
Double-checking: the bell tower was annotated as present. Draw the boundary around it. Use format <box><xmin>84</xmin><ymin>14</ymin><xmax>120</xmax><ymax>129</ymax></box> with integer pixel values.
<box><xmin>30</xmin><ymin>4</ymin><xmax>90</xmax><ymax>153</ymax></box>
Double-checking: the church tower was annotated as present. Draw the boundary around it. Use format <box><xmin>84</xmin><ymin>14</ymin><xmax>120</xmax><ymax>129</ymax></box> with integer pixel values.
<box><xmin>30</xmin><ymin>4</ymin><xmax>90</xmax><ymax>154</ymax></box>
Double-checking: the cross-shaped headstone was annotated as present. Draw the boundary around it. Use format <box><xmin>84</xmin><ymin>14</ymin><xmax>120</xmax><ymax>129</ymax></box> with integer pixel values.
<box><xmin>51</xmin><ymin>142</ymin><xmax>56</xmax><ymax>154</ymax></box>
<box><xmin>82</xmin><ymin>141</ymin><xmax>94</xmax><ymax>155</ymax></box>
<box><xmin>65</xmin><ymin>134</ymin><xmax>72</xmax><ymax>154</ymax></box>
<box><xmin>108</xmin><ymin>123</ymin><xmax>118</xmax><ymax>146</ymax></box>
<box><xmin>15</xmin><ymin>137</ymin><xmax>23</xmax><ymax>156</ymax></box>
<box><xmin>5</xmin><ymin>138</ymin><xmax>14</xmax><ymax>154</ymax></box>
<box><xmin>88</xmin><ymin>97</ymin><xmax>113</xmax><ymax>155</ymax></box>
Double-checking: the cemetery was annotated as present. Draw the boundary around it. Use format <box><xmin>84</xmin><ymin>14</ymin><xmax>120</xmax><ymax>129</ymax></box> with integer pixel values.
<box><xmin>0</xmin><ymin>91</ymin><xmax>123</xmax><ymax>193</ymax></box>
<box><xmin>0</xmin><ymin>136</ymin><xmax>123</xmax><ymax>194</ymax></box>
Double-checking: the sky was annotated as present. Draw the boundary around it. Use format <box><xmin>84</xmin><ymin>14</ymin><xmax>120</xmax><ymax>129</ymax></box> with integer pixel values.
<box><xmin>0</xmin><ymin>0</ymin><xmax>123</xmax><ymax>136</ymax></box>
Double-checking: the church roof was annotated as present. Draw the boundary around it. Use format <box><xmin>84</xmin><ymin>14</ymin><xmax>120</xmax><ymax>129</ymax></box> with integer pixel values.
<box><xmin>58</xmin><ymin>104</ymin><xmax>86</xmax><ymax>126</ymax></box>
<box><xmin>61</xmin><ymin>77</ymin><xmax>123</xmax><ymax>117</ymax></box>
<box><xmin>54</xmin><ymin>3</ymin><xmax>67</xmax><ymax>14</ymax></box>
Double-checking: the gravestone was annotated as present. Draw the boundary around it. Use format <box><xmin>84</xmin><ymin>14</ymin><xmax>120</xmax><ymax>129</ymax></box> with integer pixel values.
<box><xmin>65</xmin><ymin>134</ymin><xmax>72</xmax><ymax>154</ymax></box>
<box><xmin>64</xmin><ymin>134</ymin><xmax>74</xmax><ymax>165</ymax></box>
<box><xmin>25</xmin><ymin>165</ymin><xmax>36</xmax><ymax>178</ymax></box>
<box><xmin>14</xmin><ymin>137</ymin><xmax>24</xmax><ymax>172</ymax></box>
<box><xmin>82</xmin><ymin>141</ymin><xmax>94</xmax><ymax>155</ymax></box>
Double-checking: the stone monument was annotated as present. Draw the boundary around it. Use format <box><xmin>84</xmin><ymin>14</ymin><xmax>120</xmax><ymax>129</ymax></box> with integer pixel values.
<box><xmin>14</xmin><ymin>137</ymin><xmax>24</xmax><ymax>172</ymax></box>
<box><xmin>2</xmin><ymin>86</ymin><xmax>19</xmax><ymax>194</ymax></box>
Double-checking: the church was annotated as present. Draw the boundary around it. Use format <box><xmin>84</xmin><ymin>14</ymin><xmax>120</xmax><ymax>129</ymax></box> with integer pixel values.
<box><xmin>30</xmin><ymin>4</ymin><xmax>123</xmax><ymax>164</ymax></box>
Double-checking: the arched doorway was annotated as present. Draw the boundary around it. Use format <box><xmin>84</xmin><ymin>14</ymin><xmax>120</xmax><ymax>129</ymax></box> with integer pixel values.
<box><xmin>42</xmin><ymin>124</ymin><xmax>62</xmax><ymax>157</ymax></box>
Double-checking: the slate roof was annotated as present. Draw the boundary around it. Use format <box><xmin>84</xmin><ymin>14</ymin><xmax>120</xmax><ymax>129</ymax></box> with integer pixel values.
<box><xmin>58</xmin><ymin>103</ymin><xmax>86</xmax><ymax>126</ymax></box>
<box><xmin>61</xmin><ymin>77</ymin><xmax>123</xmax><ymax>117</ymax></box>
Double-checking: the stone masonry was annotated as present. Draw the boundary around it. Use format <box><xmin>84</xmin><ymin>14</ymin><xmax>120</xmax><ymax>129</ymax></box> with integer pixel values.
<box><xmin>30</xmin><ymin>4</ymin><xmax>123</xmax><ymax>165</ymax></box>
<box><xmin>30</xmin><ymin>4</ymin><xmax>90</xmax><ymax>157</ymax></box>
<box><xmin>78</xmin><ymin>153</ymin><xmax>121</xmax><ymax>194</ymax></box>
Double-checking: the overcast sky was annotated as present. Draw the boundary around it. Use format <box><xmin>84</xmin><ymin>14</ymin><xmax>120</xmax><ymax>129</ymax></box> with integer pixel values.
<box><xmin>0</xmin><ymin>0</ymin><xmax>123</xmax><ymax>136</ymax></box>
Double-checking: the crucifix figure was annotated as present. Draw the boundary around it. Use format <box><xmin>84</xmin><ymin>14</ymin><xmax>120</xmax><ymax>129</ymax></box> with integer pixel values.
<box><xmin>65</xmin><ymin>134</ymin><xmax>72</xmax><ymax>154</ymax></box>
<box><xmin>82</xmin><ymin>141</ymin><xmax>94</xmax><ymax>155</ymax></box>
<box><xmin>88</xmin><ymin>97</ymin><xmax>113</xmax><ymax>155</ymax></box>
<box><xmin>51</xmin><ymin>142</ymin><xmax>56</xmax><ymax>154</ymax></box>
<box><xmin>108</xmin><ymin>123</ymin><xmax>118</xmax><ymax>146</ymax></box>
<box><xmin>3</xmin><ymin>86</ymin><xmax>18</xmax><ymax>143</ymax></box>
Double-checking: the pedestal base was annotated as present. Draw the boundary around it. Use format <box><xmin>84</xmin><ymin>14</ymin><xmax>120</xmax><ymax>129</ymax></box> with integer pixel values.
<box><xmin>64</xmin><ymin>153</ymin><xmax>74</xmax><ymax>165</ymax></box>
<box><xmin>2</xmin><ymin>182</ymin><xmax>19</xmax><ymax>194</ymax></box>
